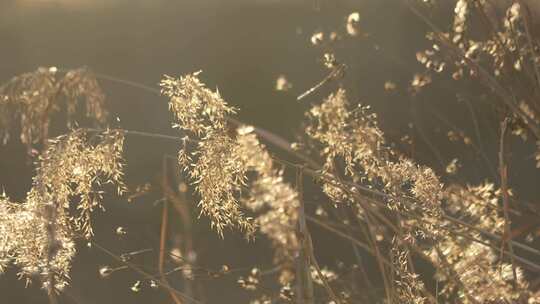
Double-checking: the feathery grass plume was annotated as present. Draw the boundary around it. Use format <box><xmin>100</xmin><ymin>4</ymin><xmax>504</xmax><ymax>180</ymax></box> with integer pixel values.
<box><xmin>305</xmin><ymin>88</ymin><xmax>540</xmax><ymax>302</ymax></box>
<box><xmin>0</xmin><ymin>129</ymin><xmax>125</xmax><ymax>292</ymax></box>
<box><xmin>58</xmin><ymin>68</ymin><xmax>108</xmax><ymax>128</ymax></box>
<box><xmin>431</xmin><ymin>236</ymin><xmax>527</xmax><ymax>303</ymax></box>
<box><xmin>409</xmin><ymin>3</ymin><xmax>540</xmax><ymax>299</ymax></box>
<box><xmin>391</xmin><ymin>238</ymin><xmax>428</xmax><ymax>304</ymax></box>
<box><xmin>305</xmin><ymin>88</ymin><xmax>445</xmax><ymax>301</ymax></box>
<box><xmin>235</xmin><ymin>126</ymin><xmax>300</xmax><ymax>262</ymax></box>
<box><xmin>0</xmin><ymin>67</ymin><xmax>108</xmax><ymax>146</ymax></box>
<box><xmin>418</xmin><ymin>2</ymin><xmax>540</xmax><ymax>139</ymax></box>
<box><xmin>306</xmin><ymin>88</ymin><xmax>443</xmax><ymax>235</ymax></box>
<box><xmin>161</xmin><ymin>72</ymin><xmax>253</xmax><ymax>237</ymax></box>
<box><xmin>407</xmin><ymin>181</ymin><xmax>536</xmax><ymax>302</ymax></box>
<box><xmin>444</xmin><ymin>183</ymin><xmax>504</xmax><ymax>234</ymax></box>
<box><xmin>162</xmin><ymin>73</ymin><xmax>299</xmax><ymax>260</ymax></box>
<box><xmin>428</xmin><ymin>183</ymin><xmax>531</xmax><ymax>303</ymax></box>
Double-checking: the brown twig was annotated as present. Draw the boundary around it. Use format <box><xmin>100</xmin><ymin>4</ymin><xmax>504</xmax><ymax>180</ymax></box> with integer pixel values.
<box><xmin>363</xmin><ymin>209</ymin><xmax>394</xmax><ymax>303</ymax></box>
<box><xmin>296</xmin><ymin>166</ymin><xmax>343</xmax><ymax>304</ymax></box>
<box><xmin>295</xmin><ymin>168</ymin><xmax>315</xmax><ymax>304</ymax></box>
<box><xmin>159</xmin><ymin>158</ymin><xmax>184</xmax><ymax>304</ymax></box>
<box><xmin>162</xmin><ymin>156</ymin><xmax>197</xmax><ymax>300</ymax></box>
<box><xmin>159</xmin><ymin>198</ymin><xmax>183</xmax><ymax>304</ymax></box>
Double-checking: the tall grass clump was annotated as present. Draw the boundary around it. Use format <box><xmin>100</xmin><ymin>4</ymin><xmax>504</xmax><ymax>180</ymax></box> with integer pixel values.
<box><xmin>1</xmin><ymin>1</ymin><xmax>540</xmax><ymax>303</ymax></box>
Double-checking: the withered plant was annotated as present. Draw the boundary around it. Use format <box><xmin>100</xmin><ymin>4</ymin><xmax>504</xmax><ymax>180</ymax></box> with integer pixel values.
<box><xmin>2</xmin><ymin>1</ymin><xmax>540</xmax><ymax>304</ymax></box>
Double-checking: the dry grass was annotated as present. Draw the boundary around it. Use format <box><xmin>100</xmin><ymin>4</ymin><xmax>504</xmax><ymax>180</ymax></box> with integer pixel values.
<box><xmin>2</xmin><ymin>1</ymin><xmax>540</xmax><ymax>303</ymax></box>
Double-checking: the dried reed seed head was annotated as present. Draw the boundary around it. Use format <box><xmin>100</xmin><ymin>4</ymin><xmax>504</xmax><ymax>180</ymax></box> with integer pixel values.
<box><xmin>191</xmin><ymin>134</ymin><xmax>255</xmax><ymax>236</ymax></box>
<box><xmin>162</xmin><ymin>73</ymin><xmax>300</xmax><ymax>262</ymax></box>
<box><xmin>162</xmin><ymin>72</ymin><xmax>251</xmax><ymax>236</ymax></box>
<box><xmin>0</xmin><ymin>129</ymin><xmax>125</xmax><ymax>291</ymax></box>
<box><xmin>444</xmin><ymin>183</ymin><xmax>503</xmax><ymax>234</ymax></box>
<box><xmin>422</xmin><ymin>182</ymin><xmax>534</xmax><ymax>302</ymax></box>
<box><xmin>431</xmin><ymin>238</ymin><xmax>528</xmax><ymax>303</ymax></box>
<box><xmin>161</xmin><ymin>71</ymin><xmax>236</xmax><ymax>136</ymax></box>
<box><xmin>307</xmin><ymin>89</ymin><xmax>442</xmax><ymax>216</ymax></box>
<box><xmin>236</xmin><ymin>129</ymin><xmax>300</xmax><ymax>260</ymax></box>
<box><xmin>301</xmin><ymin>72</ymin><xmax>538</xmax><ymax>301</ymax></box>
<box><xmin>60</xmin><ymin>68</ymin><xmax>108</xmax><ymax>127</ymax></box>
<box><xmin>0</xmin><ymin>67</ymin><xmax>108</xmax><ymax>146</ymax></box>
<box><xmin>391</xmin><ymin>239</ymin><xmax>428</xmax><ymax>304</ymax></box>
<box><xmin>424</xmin><ymin>1</ymin><xmax>540</xmax><ymax>145</ymax></box>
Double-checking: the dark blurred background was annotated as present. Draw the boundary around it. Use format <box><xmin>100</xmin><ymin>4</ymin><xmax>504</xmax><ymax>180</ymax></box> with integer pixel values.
<box><xmin>1</xmin><ymin>0</ymin><xmax>539</xmax><ymax>303</ymax></box>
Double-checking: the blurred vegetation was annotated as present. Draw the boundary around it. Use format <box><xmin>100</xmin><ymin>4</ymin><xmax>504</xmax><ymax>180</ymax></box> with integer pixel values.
<box><xmin>2</xmin><ymin>1</ymin><xmax>540</xmax><ymax>303</ymax></box>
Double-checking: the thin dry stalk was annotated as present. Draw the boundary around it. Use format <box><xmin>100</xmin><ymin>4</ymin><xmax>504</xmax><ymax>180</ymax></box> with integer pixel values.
<box><xmin>297</xmin><ymin>63</ymin><xmax>346</xmax><ymax>101</ymax></box>
<box><xmin>91</xmin><ymin>241</ymin><xmax>200</xmax><ymax>304</ymax></box>
<box><xmin>499</xmin><ymin>118</ymin><xmax>518</xmax><ymax>286</ymax></box>
<box><xmin>363</xmin><ymin>209</ymin><xmax>393</xmax><ymax>303</ymax></box>
<box><xmin>159</xmin><ymin>198</ymin><xmax>183</xmax><ymax>304</ymax></box>
<box><xmin>162</xmin><ymin>156</ymin><xmax>197</xmax><ymax>300</ymax></box>
<box><xmin>295</xmin><ymin>168</ymin><xmax>314</xmax><ymax>304</ymax></box>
